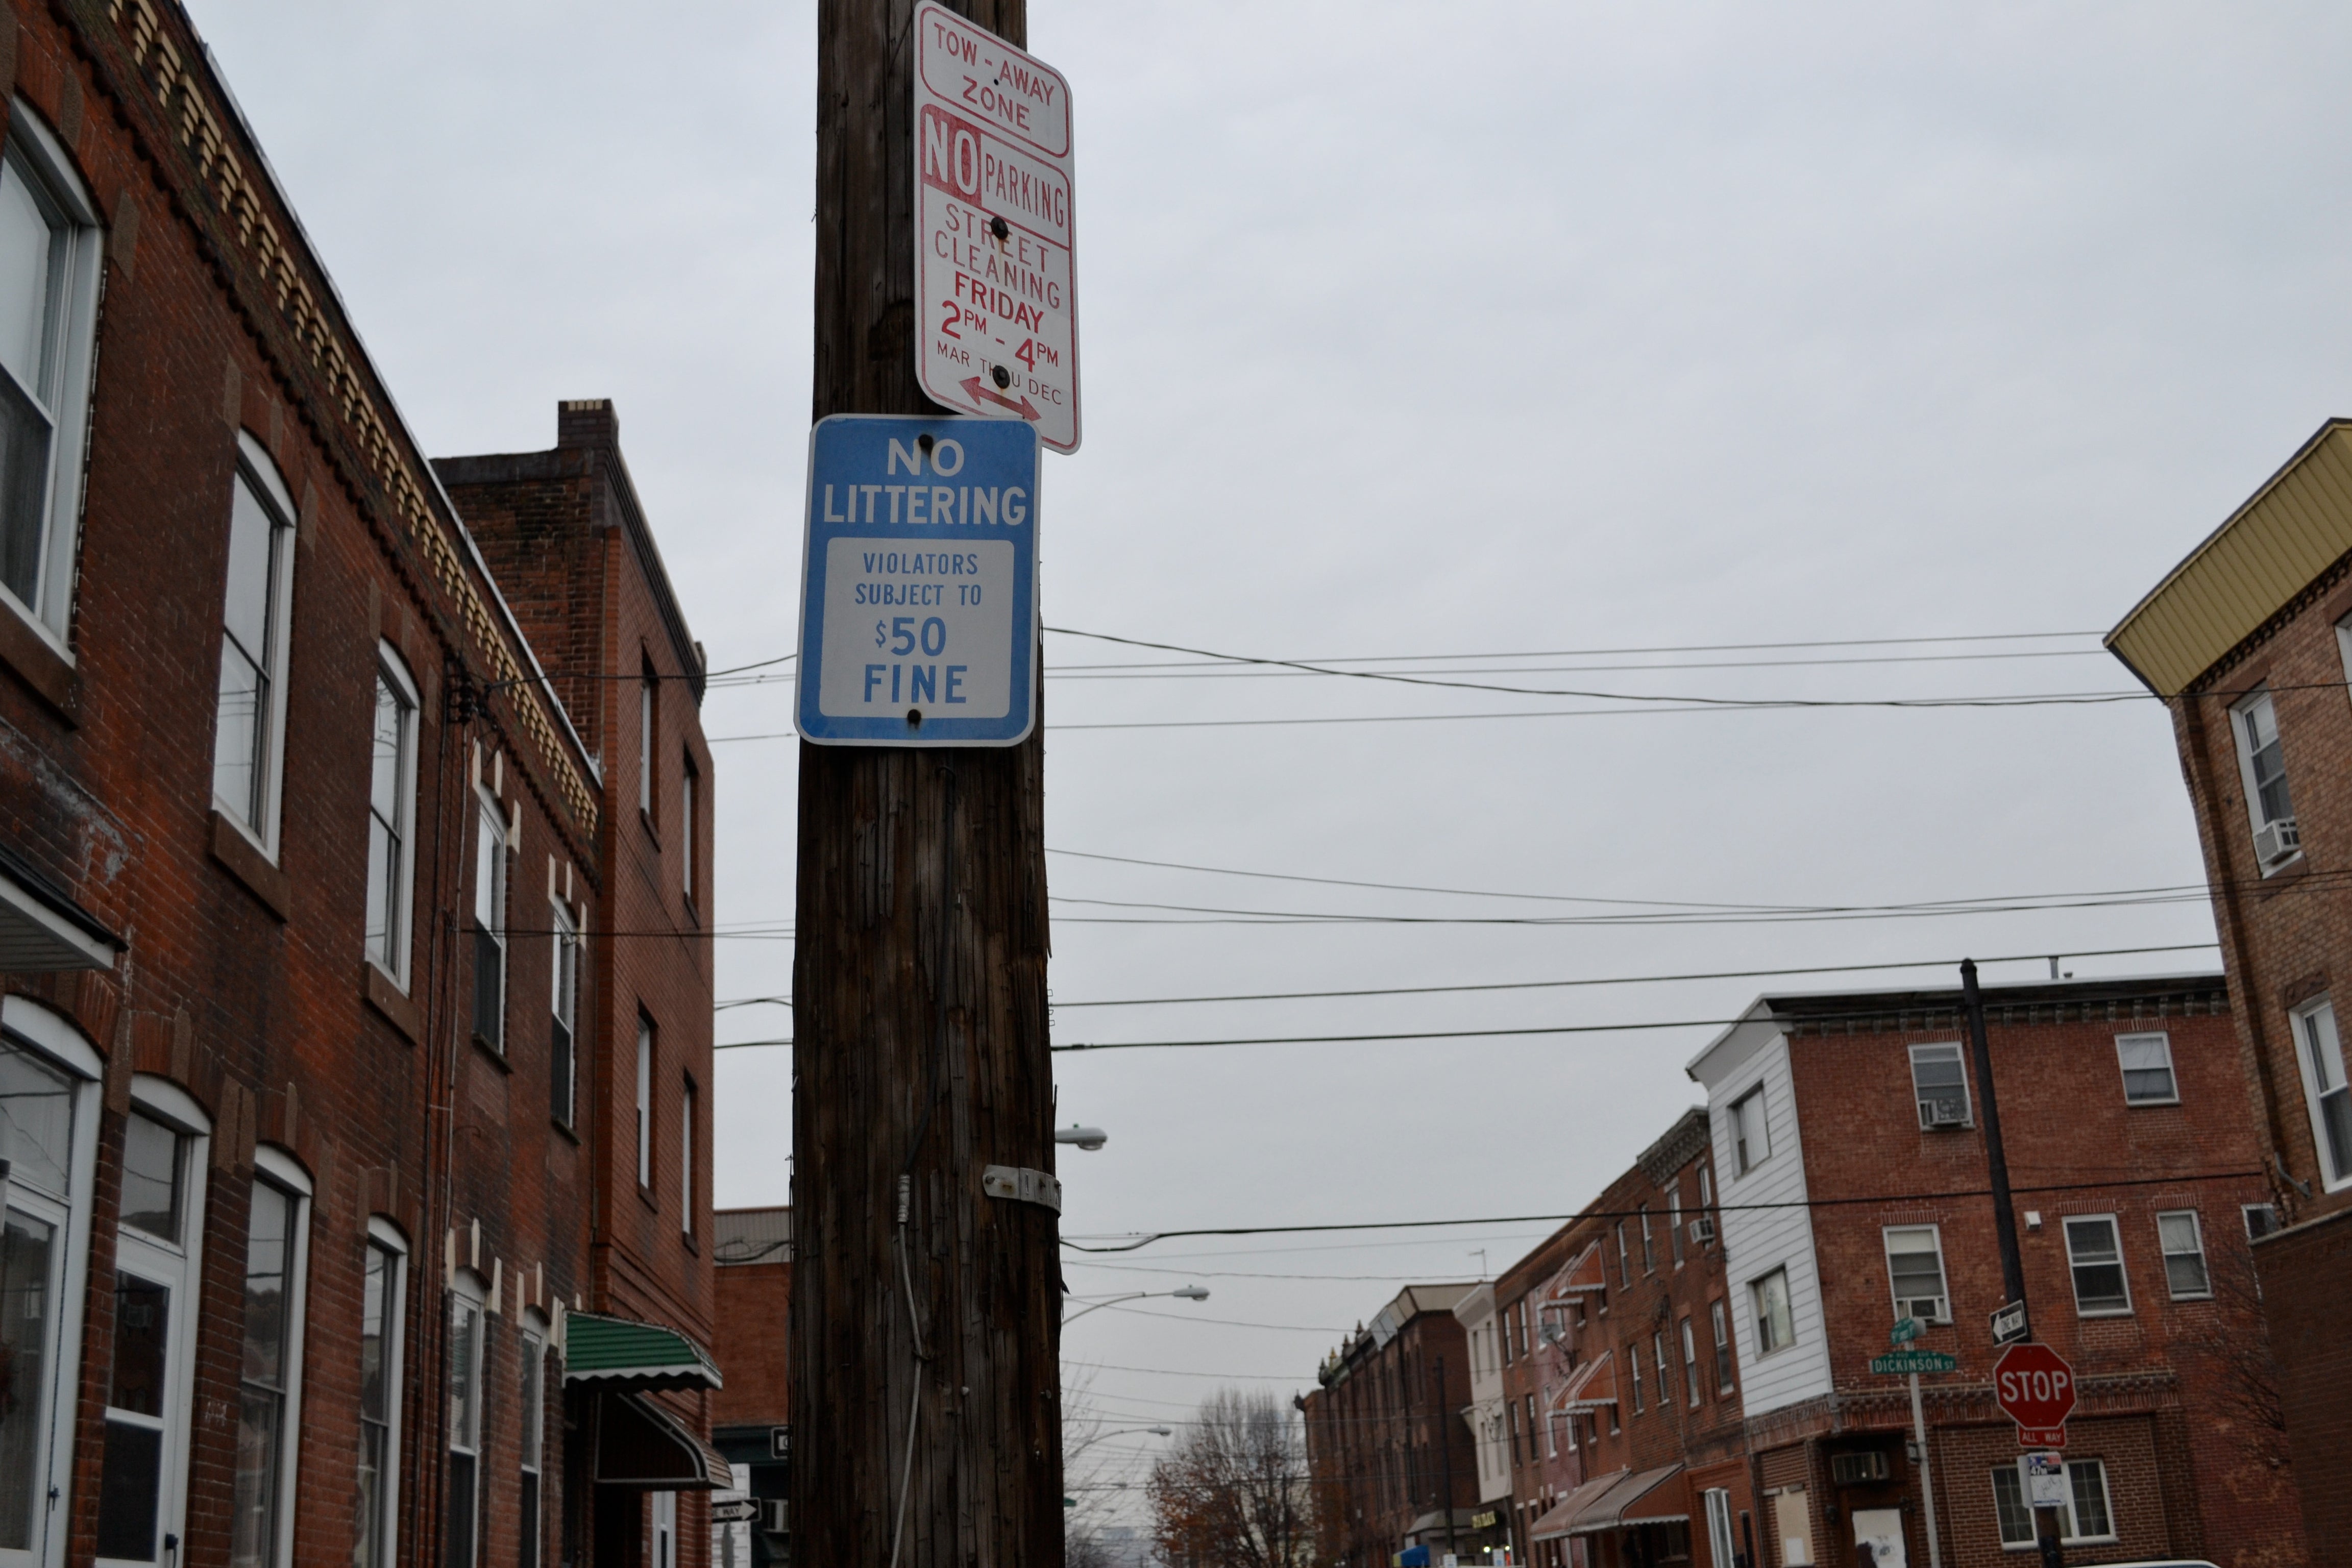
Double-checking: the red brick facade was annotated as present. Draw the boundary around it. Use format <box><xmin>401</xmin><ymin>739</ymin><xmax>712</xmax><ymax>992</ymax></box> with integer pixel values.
<box><xmin>1306</xmin><ymin>1285</ymin><xmax>1485</xmax><ymax>1568</ymax></box>
<box><xmin>0</xmin><ymin>8</ymin><xmax>713</xmax><ymax>1568</ymax></box>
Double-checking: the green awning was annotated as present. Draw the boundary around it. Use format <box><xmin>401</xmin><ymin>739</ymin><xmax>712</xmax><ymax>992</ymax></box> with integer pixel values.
<box><xmin>564</xmin><ymin>1312</ymin><xmax>722</xmax><ymax>1391</ymax></box>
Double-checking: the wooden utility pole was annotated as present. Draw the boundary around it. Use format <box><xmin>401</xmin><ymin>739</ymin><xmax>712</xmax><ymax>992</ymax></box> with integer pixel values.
<box><xmin>792</xmin><ymin>3</ymin><xmax>1060</xmax><ymax>1566</ymax></box>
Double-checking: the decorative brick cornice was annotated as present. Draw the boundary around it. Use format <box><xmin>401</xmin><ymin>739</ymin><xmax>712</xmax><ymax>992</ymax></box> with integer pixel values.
<box><xmin>95</xmin><ymin>0</ymin><xmax>598</xmax><ymax>840</ymax></box>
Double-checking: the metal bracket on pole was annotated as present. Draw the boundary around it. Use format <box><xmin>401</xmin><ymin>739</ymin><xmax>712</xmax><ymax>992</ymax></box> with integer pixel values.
<box><xmin>981</xmin><ymin>1165</ymin><xmax>1063</xmax><ymax>1214</ymax></box>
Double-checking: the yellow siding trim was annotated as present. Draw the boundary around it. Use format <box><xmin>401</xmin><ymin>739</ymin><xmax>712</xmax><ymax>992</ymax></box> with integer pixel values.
<box><xmin>2108</xmin><ymin>422</ymin><xmax>2352</xmax><ymax>695</ymax></box>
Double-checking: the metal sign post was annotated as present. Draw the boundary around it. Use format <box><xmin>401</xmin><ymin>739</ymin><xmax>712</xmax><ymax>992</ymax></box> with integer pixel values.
<box><xmin>1874</xmin><ymin>1329</ymin><xmax>1949</xmax><ymax>1568</ymax></box>
<box><xmin>913</xmin><ymin>1</ymin><xmax>1081</xmax><ymax>452</ymax></box>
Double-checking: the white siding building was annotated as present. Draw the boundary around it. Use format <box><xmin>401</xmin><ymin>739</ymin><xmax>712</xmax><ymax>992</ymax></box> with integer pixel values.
<box><xmin>1452</xmin><ymin>1282</ymin><xmax>1513</xmax><ymax>1504</ymax></box>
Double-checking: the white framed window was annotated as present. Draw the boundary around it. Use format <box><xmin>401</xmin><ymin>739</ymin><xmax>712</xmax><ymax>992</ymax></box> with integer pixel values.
<box><xmin>2243</xmin><ymin>1203</ymin><xmax>2280</xmax><ymax>1240</ymax></box>
<box><xmin>1731</xmin><ymin>1085</ymin><xmax>1770</xmax><ymax>1173</ymax></box>
<box><xmin>0</xmin><ymin>1000</ymin><xmax>102</xmax><ymax>1568</ymax></box>
<box><xmin>2232</xmin><ymin>688</ymin><xmax>2300</xmax><ymax>870</ymax></box>
<box><xmin>355</xmin><ymin>1220</ymin><xmax>407</xmax><ymax>1568</ymax></box>
<box><xmin>1909</xmin><ymin>1043</ymin><xmax>1971</xmax><ymax>1128</ymax></box>
<box><xmin>1627</xmin><ymin>1341</ymin><xmax>1644</xmax><ymax>1414</ymax></box>
<box><xmin>636</xmin><ymin>1017</ymin><xmax>654</xmax><ymax>1189</ymax></box>
<box><xmin>2292</xmin><ymin>998</ymin><xmax>2352</xmax><ymax>1190</ymax></box>
<box><xmin>1614</xmin><ymin>1220</ymin><xmax>1629</xmax><ymax>1287</ymax></box>
<box><xmin>2114</xmin><ymin>1032</ymin><xmax>2177</xmax><ymax>1106</ymax></box>
<box><xmin>212</xmin><ymin>435</ymin><xmax>299</xmax><ymax>853</ymax></box>
<box><xmin>445</xmin><ymin>1282</ymin><xmax>486</xmax><ymax>1568</ymax></box>
<box><xmin>652</xmin><ymin>1490</ymin><xmax>676</xmax><ymax>1568</ymax></box>
<box><xmin>1883</xmin><ymin>1225</ymin><xmax>1950</xmax><ymax>1324</ymax></box>
<box><xmin>365</xmin><ymin>647</ymin><xmax>420</xmax><ymax>988</ymax></box>
<box><xmin>1704</xmin><ymin>1490</ymin><xmax>1737</xmax><ymax>1568</ymax></box>
<box><xmin>2156</xmin><ymin>1210</ymin><xmax>2211</xmax><ymax>1299</ymax></box>
<box><xmin>1750</xmin><ymin>1266</ymin><xmax>1794</xmax><ymax>1356</ymax></box>
<box><xmin>232</xmin><ymin>1149</ymin><xmax>311</xmax><ymax>1568</ymax></box>
<box><xmin>681</xmin><ymin>1076</ymin><xmax>697</xmax><ymax>1238</ymax></box>
<box><xmin>1990</xmin><ymin>1458</ymin><xmax>2115</xmax><ymax>1548</ymax></box>
<box><xmin>1652</xmin><ymin>1330</ymin><xmax>1670</xmax><ymax>1406</ymax></box>
<box><xmin>97</xmin><ymin>1083</ymin><xmax>210</xmax><ymax>1568</ymax></box>
<box><xmin>1710</xmin><ymin>1300</ymin><xmax>1733</xmax><ymax>1394</ymax></box>
<box><xmin>471</xmin><ymin>793</ymin><xmax>507</xmax><ymax>1051</ymax></box>
<box><xmin>550</xmin><ymin>901</ymin><xmax>579</xmax><ymax>1129</ymax></box>
<box><xmin>1638</xmin><ymin>1204</ymin><xmax>1653</xmax><ymax>1272</ymax></box>
<box><xmin>2062</xmin><ymin>1215</ymin><xmax>2132</xmax><ymax>1316</ymax></box>
<box><xmin>1680</xmin><ymin>1317</ymin><xmax>1700</xmax><ymax>1405</ymax></box>
<box><xmin>0</xmin><ymin>102</ymin><xmax>102</xmax><ymax>650</ymax></box>
<box><xmin>519</xmin><ymin>1314</ymin><xmax>547</xmax><ymax>1568</ymax></box>
<box><xmin>1669</xmin><ymin>1184</ymin><xmax>1683</xmax><ymax>1266</ymax></box>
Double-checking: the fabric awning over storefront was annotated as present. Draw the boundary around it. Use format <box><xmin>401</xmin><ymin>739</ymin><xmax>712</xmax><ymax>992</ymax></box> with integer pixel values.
<box><xmin>594</xmin><ymin>1391</ymin><xmax>731</xmax><ymax>1490</ymax></box>
<box><xmin>1530</xmin><ymin>1473</ymin><xmax>1628</xmax><ymax>1542</ymax></box>
<box><xmin>1564</xmin><ymin>1465</ymin><xmax>1688</xmax><ymax>1534</ymax></box>
<box><xmin>564</xmin><ymin>1311</ymin><xmax>723</xmax><ymax>1391</ymax></box>
<box><xmin>1550</xmin><ymin>1351</ymin><xmax>1616</xmax><ymax>1413</ymax></box>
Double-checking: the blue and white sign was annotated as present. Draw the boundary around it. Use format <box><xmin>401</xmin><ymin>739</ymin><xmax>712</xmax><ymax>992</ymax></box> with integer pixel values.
<box><xmin>795</xmin><ymin>414</ymin><xmax>1039</xmax><ymax>747</ymax></box>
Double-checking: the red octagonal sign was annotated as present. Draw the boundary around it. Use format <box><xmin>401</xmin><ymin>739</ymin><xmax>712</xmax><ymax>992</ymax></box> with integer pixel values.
<box><xmin>1993</xmin><ymin>1342</ymin><xmax>2076</xmax><ymax>1435</ymax></box>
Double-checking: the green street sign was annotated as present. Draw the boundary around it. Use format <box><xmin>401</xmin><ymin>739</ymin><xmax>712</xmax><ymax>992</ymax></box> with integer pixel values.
<box><xmin>1871</xmin><ymin>1350</ymin><xmax>1958</xmax><ymax>1376</ymax></box>
<box><xmin>1890</xmin><ymin>1317</ymin><xmax>1922</xmax><ymax>1345</ymax></box>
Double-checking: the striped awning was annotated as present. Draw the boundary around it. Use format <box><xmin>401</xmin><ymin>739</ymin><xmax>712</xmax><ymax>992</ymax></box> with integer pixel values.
<box><xmin>564</xmin><ymin>1312</ymin><xmax>722</xmax><ymax>1391</ymax></box>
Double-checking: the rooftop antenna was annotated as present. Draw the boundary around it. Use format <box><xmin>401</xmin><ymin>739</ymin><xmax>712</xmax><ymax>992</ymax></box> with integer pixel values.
<box><xmin>1469</xmin><ymin>1248</ymin><xmax>1489</xmax><ymax>1281</ymax></box>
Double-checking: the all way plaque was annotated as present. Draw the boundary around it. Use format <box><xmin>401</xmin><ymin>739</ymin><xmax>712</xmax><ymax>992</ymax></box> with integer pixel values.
<box><xmin>913</xmin><ymin>1</ymin><xmax>1080</xmax><ymax>453</ymax></box>
<box><xmin>794</xmin><ymin>415</ymin><xmax>1040</xmax><ymax>747</ymax></box>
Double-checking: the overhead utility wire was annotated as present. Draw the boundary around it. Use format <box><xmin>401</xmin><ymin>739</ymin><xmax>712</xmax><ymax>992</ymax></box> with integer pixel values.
<box><xmin>1044</xmin><ymin>649</ymin><xmax>2112</xmax><ymax>680</ymax></box>
<box><xmin>1045</xmin><ymin>888</ymin><xmax>2220</xmax><ymax>927</ymax></box>
<box><xmin>1058</xmin><ymin>1168</ymin><xmax>2266</xmax><ymax>1253</ymax></box>
<box><xmin>1042</xmin><ymin>626</ymin><xmax>2147</xmax><ymax>710</ymax></box>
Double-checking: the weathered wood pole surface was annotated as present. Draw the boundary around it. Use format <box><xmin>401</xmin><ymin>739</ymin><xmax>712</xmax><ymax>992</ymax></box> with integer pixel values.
<box><xmin>793</xmin><ymin>2</ymin><xmax>1060</xmax><ymax>1566</ymax></box>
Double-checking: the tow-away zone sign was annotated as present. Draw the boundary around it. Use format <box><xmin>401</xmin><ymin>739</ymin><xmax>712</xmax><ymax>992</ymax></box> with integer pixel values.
<box><xmin>914</xmin><ymin>2</ymin><xmax>1080</xmax><ymax>453</ymax></box>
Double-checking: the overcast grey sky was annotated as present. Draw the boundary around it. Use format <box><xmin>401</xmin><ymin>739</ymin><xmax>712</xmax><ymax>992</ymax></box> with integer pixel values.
<box><xmin>198</xmin><ymin>0</ymin><xmax>2352</xmax><ymax>1498</ymax></box>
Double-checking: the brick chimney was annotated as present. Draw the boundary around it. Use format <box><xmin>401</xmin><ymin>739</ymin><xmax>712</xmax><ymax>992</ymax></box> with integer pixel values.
<box><xmin>556</xmin><ymin>397</ymin><xmax>618</xmax><ymax>449</ymax></box>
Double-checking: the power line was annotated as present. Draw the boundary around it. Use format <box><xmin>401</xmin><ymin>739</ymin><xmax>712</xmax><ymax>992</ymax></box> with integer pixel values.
<box><xmin>1043</xmin><ymin>649</ymin><xmax>2113</xmax><ymax>680</ymax></box>
<box><xmin>1042</xmin><ymin>625</ymin><xmax>2149</xmax><ymax>710</ymax></box>
<box><xmin>1044</xmin><ymin>890</ymin><xmax>2218</xmax><ymax>927</ymax></box>
<box><xmin>1058</xmin><ymin>1168</ymin><xmax>2264</xmax><ymax>1253</ymax></box>
<box><xmin>1045</xmin><ymin>629</ymin><xmax>2104</xmax><ymax>665</ymax></box>
<box><xmin>713</xmin><ymin>943</ymin><xmax>2214</xmax><ymax>1016</ymax></box>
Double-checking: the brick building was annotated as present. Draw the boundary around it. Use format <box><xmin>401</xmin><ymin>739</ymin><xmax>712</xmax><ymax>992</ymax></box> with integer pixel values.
<box><xmin>0</xmin><ymin>9</ymin><xmax>717</xmax><ymax>1568</ymax></box>
<box><xmin>1529</xmin><ymin>1111</ymin><xmax>1753</xmax><ymax>1568</ymax></box>
<box><xmin>1306</xmin><ymin>1284</ymin><xmax>1483</xmax><ymax>1568</ymax></box>
<box><xmin>2107</xmin><ymin>418</ymin><xmax>2352</xmax><ymax>1565</ymax></box>
<box><xmin>1497</xmin><ymin>1223</ymin><xmax>1586</xmax><ymax>1562</ymax></box>
<box><xmin>711</xmin><ymin>1207</ymin><xmax>793</xmax><ymax>1568</ymax></box>
<box><xmin>1688</xmin><ymin>974</ymin><xmax>2297</xmax><ymax>1568</ymax></box>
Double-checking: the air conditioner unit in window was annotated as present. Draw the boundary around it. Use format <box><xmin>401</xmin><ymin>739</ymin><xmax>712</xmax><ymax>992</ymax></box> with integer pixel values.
<box><xmin>1830</xmin><ymin>1452</ymin><xmax>1891</xmax><ymax>1487</ymax></box>
<box><xmin>1688</xmin><ymin>1216</ymin><xmax>1716</xmax><ymax>1244</ymax></box>
<box><xmin>1918</xmin><ymin>1098</ymin><xmax>1967</xmax><ymax>1130</ymax></box>
<box><xmin>1900</xmin><ymin>1296</ymin><xmax>1948</xmax><ymax>1325</ymax></box>
<box><xmin>2255</xmin><ymin>818</ymin><xmax>2301</xmax><ymax>866</ymax></box>
<box><xmin>760</xmin><ymin>1500</ymin><xmax>790</xmax><ymax>1536</ymax></box>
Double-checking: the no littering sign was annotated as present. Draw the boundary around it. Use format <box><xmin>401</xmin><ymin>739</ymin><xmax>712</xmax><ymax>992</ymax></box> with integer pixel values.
<box><xmin>913</xmin><ymin>1</ymin><xmax>1080</xmax><ymax>453</ymax></box>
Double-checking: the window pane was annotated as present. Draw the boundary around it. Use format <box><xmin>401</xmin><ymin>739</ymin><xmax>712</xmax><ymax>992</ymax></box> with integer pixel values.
<box><xmin>448</xmin><ymin>1302</ymin><xmax>480</xmax><ymax>1452</ymax></box>
<box><xmin>120</xmin><ymin>1113</ymin><xmax>181</xmax><ymax>1242</ymax></box>
<box><xmin>2159</xmin><ymin>1212</ymin><xmax>2210</xmax><ymax>1297</ymax></box>
<box><xmin>369</xmin><ymin>676</ymin><xmax>405</xmax><ymax>822</ymax></box>
<box><xmin>230</xmin><ymin>1384</ymin><xmax>284</xmax><ymax>1568</ymax></box>
<box><xmin>96</xmin><ymin>1421</ymin><xmax>163</xmax><ymax>1561</ymax></box>
<box><xmin>214</xmin><ymin>642</ymin><xmax>265</xmax><ymax>824</ymax></box>
<box><xmin>1886</xmin><ymin>1228</ymin><xmax>1946</xmax><ymax>1307</ymax></box>
<box><xmin>0</xmin><ymin>1212</ymin><xmax>55</xmax><ymax>1550</ymax></box>
<box><xmin>2117</xmin><ymin>1034</ymin><xmax>2176</xmax><ymax>1102</ymax></box>
<box><xmin>360</xmin><ymin>1246</ymin><xmax>389</xmax><ymax>1426</ymax></box>
<box><xmin>2066</xmin><ymin>1217</ymin><xmax>2129</xmax><ymax>1312</ymax></box>
<box><xmin>1989</xmin><ymin>1468</ymin><xmax>2033</xmax><ymax>1547</ymax></box>
<box><xmin>355</xmin><ymin>1420</ymin><xmax>387</xmax><ymax>1568</ymax></box>
<box><xmin>242</xmin><ymin>1185</ymin><xmax>292</xmax><ymax>1389</ymax></box>
<box><xmin>446</xmin><ymin>1451</ymin><xmax>477</xmax><ymax>1568</ymax></box>
<box><xmin>222</xmin><ymin>479</ymin><xmax>278</xmax><ymax>667</ymax></box>
<box><xmin>2067</xmin><ymin>1460</ymin><xmax>2111</xmax><ymax>1539</ymax></box>
<box><xmin>109</xmin><ymin>1274</ymin><xmax>169</xmax><ymax>1417</ymax></box>
<box><xmin>0</xmin><ymin>360</ymin><xmax>52</xmax><ymax>607</ymax></box>
<box><xmin>0</xmin><ymin>157</ymin><xmax>57</xmax><ymax>400</ymax></box>
<box><xmin>0</xmin><ymin>1037</ymin><xmax>74</xmax><ymax>1196</ymax></box>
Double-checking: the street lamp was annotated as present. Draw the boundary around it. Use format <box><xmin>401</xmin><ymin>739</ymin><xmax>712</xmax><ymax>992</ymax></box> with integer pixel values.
<box><xmin>1061</xmin><ymin>1285</ymin><xmax>1210</xmax><ymax>1322</ymax></box>
<box><xmin>1066</xmin><ymin>1425</ymin><xmax>1173</xmax><ymax>1461</ymax></box>
<box><xmin>1055</xmin><ymin>1124</ymin><xmax>1109</xmax><ymax>1151</ymax></box>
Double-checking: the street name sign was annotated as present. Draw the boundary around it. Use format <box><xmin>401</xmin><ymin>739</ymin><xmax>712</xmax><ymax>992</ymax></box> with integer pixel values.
<box><xmin>1990</xmin><ymin>1300</ymin><xmax>2029</xmax><ymax>1346</ymax></box>
<box><xmin>1993</xmin><ymin>1342</ymin><xmax>2075</xmax><ymax>1449</ymax></box>
<box><xmin>1890</xmin><ymin>1316</ymin><xmax>1922</xmax><ymax>1346</ymax></box>
<box><xmin>913</xmin><ymin>2</ymin><xmax>1080</xmax><ymax>453</ymax></box>
<box><xmin>794</xmin><ymin>415</ymin><xmax>1040</xmax><ymax>747</ymax></box>
<box><xmin>1869</xmin><ymin>1350</ymin><xmax>1957</xmax><ymax>1376</ymax></box>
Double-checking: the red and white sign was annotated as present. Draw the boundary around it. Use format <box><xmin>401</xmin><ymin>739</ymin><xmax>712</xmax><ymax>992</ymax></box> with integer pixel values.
<box><xmin>913</xmin><ymin>3</ymin><xmax>1080</xmax><ymax>453</ymax></box>
<box><xmin>1992</xmin><ymin>1342</ymin><xmax>2075</xmax><ymax>1449</ymax></box>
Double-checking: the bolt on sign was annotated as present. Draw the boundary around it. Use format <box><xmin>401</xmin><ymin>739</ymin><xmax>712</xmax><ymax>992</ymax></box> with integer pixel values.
<box><xmin>794</xmin><ymin>415</ymin><xmax>1041</xmax><ymax>747</ymax></box>
<box><xmin>913</xmin><ymin>1</ymin><xmax>1080</xmax><ymax>453</ymax></box>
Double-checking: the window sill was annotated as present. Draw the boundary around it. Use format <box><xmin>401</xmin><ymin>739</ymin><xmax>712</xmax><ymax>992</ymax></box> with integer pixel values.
<box><xmin>2255</xmin><ymin>854</ymin><xmax>2309</xmax><ymax>896</ymax></box>
<box><xmin>638</xmin><ymin>1184</ymin><xmax>658</xmax><ymax>1214</ymax></box>
<box><xmin>2123</xmin><ymin>1097</ymin><xmax>2182</xmax><ymax>1109</ymax></box>
<box><xmin>362</xmin><ymin>962</ymin><xmax>421</xmax><ymax>1044</ymax></box>
<box><xmin>0</xmin><ymin>600</ymin><xmax>77</xmax><ymax>720</ymax></box>
<box><xmin>2073</xmin><ymin>1307</ymin><xmax>2133</xmax><ymax>1319</ymax></box>
<box><xmin>640</xmin><ymin>810</ymin><xmax>661</xmax><ymax>847</ymax></box>
<box><xmin>551</xmin><ymin>1117</ymin><xmax>581</xmax><ymax>1146</ymax></box>
<box><xmin>209</xmin><ymin>810</ymin><xmax>288</xmax><ymax>920</ymax></box>
<box><xmin>471</xmin><ymin>1035</ymin><xmax>513</xmax><ymax>1072</ymax></box>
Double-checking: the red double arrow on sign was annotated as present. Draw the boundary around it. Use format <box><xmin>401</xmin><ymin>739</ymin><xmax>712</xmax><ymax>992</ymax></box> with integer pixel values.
<box><xmin>1993</xmin><ymin>1341</ymin><xmax>2076</xmax><ymax>1448</ymax></box>
<box><xmin>961</xmin><ymin>375</ymin><xmax>1041</xmax><ymax>422</ymax></box>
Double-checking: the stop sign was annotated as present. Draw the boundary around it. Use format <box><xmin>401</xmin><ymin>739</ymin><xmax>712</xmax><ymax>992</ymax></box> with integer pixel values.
<box><xmin>1993</xmin><ymin>1342</ymin><xmax>2076</xmax><ymax>1430</ymax></box>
